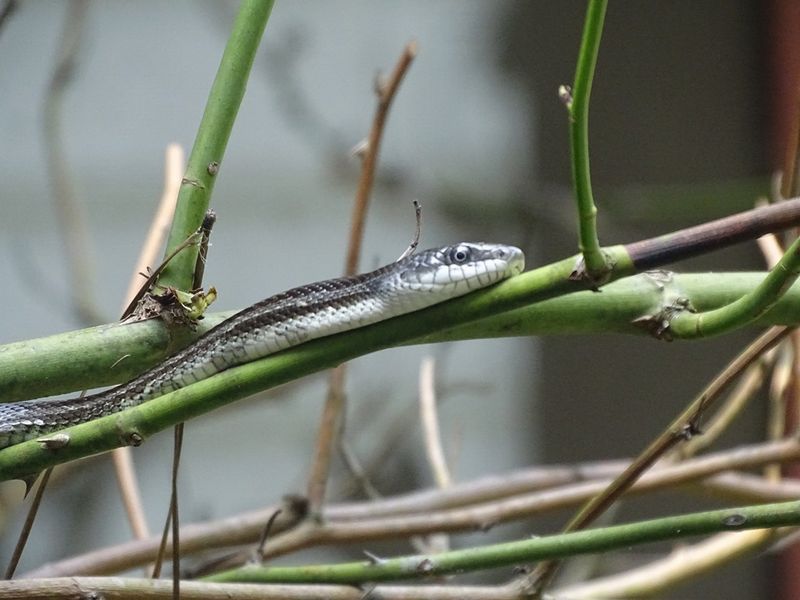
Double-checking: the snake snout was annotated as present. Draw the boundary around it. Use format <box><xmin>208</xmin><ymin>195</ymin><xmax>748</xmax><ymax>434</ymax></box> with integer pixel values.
<box><xmin>497</xmin><ymin>245</ymin><xmax>525</xmax><ymax>275</ymax></box>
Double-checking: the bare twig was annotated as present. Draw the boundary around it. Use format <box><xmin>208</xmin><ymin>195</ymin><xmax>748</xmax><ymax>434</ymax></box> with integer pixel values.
<box><xmin>344</xmin><ymin>40</ymin><xmax>417</xmax><ymax>275</ymax></box>
<box><xmin>0</xmin><ymin>576</ymin><xmax>524</xmax><ymax>600</ymax></box>
<box><xmin>255</xmin><ymin>509</ymin><xmax>283</xmax><ymax>561</ymax></box>
<box><xmin>556</xmin><ymin>528</ymin><xmax>788</xmax><ymax>599</ymax></box>
<box><xmin>170</xmin><ymin>424</ymin><xmax>184</xmax><ymax>596</ymax></box>
<box><xmin>4</xmin><ymin>469</ymin><xmax>52</xmax><ymax>579</ymax></box>
<box><xmin>119</xmin><ymin>229</ymin><xmax>203</xmax><ymax>321</ymax></box>
<box><xmin>256</xmin><ymin>439</ymin><xmax>800</xmax><ymax>563</ymax></box>
<box><xmin>419</xmin><ymin>357</ymin><xmax>451</xmax><ymax>488</ymax></box>
<box><xmin>112</xmin><ymin>144</ymin><xmax>185</xmax><ymax>544</ymax></box>
<box><xmin>151</xmin><ymin>423</ymin><xmax>185</xmax><ymax>587</ymax></box>
<box><xmin>306</xmin><ymin>41</ymin><xmax>418</xmax><ymax>513</ymax></box>
<box><xmin>123</xmin><ymin>144</ymin><xmax>185</xmax><ymax>304</ymax></box>
<box><xmin>307</xmin><ymin>365</ymin><xmax>348</xmax><ymax>512</ymax></box>
<box><xmin>677</xmin><ymin>356</ymin><xmax>772</xmax><ymax>459</ymax></box>
<box><xmin>417</xmin><ymin>356</ymin><xmax>451</xmax><ymax>554</ymax></box>
<box><xmin>158</xmin><ymin>209</ymin><xmax>215</xmax><ymax>594</ymax></box>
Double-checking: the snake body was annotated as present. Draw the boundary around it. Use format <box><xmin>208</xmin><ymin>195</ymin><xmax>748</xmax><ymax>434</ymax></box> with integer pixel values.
<box><xmin>0</xmin><ymin>242</ymin><xmax>524</xmax><ymax>449</ymax></box>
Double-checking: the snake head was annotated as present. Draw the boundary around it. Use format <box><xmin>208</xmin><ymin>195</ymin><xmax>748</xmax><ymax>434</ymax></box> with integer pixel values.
<box><xmin>395</xmin><ymin>242</ymin><xmax>525</xmax><ymax>297</ymax></box>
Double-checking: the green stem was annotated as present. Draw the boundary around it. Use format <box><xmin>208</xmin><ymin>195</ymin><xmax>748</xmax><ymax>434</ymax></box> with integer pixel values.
<box><xmin>0</xmin><ymin>250</ymin><xmax>634</xmax><ymax>479</ymax></box>
<box><xmin>570</xmin><ymin>0</ymin><xmax>609</xmax><ymax>278</ymax></box>
<box><xmin>158</xmin><ymin>0</ymin><xmax>275</xmax><ymax>290</ymax></box>
<box><xmin>670</xmin><ymin>235</ymin><xmax>800</xmax><ymax>338</ymax></box>
<box><xmin>204</xmin><ymin>500</ymin><xmax>800</xmax><ymax>584</ymax></box>
<box><xmin>8</xmin><ymin>271</ymin><xmax>800</xmax><ymax>403</ymax></box>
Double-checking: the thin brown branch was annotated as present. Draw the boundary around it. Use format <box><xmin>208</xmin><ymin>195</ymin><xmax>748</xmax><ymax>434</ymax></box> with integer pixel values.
<box><xmin>4</xmin><ymin>468</ymin><xmax>52</xmax><ymax>579</ymax></box>
<box><xmin>677</xmin><ymin>356</ymin><xmax>771</xmax><ymax>459</ymax></box>
<box><xmin>416</xmin><ymin>356</ymin><xmax>451</xmax><ymax>554</ymax></box>
<box><xmin>122</xmin><ymin>144</ymin><xmax>184</xmax><ymax>305</ymax></box>
<box><xmin>697</xmin><ymin>471</ymin><xmax>800</xmax><ymax>503</ymax></box>
<box><xmin>344</xmin><ymin>40</ymin><xmax>417</xmax><ymax>275</ymax></box>
<box><xmin>626</xmin><ymin>197</ymin><xmax>800</xmax><ymax>269</ymax></box>
<box><xmin>256</xmin><ymin>438</ymin><xmax>800</xmax><ymax>563</ymax></box>
<box><xmin>307</xmin><ymin>364</ymin><xmax>348</xmax><ymax>511</ymax></box>
<box><xmin>0</xmin><ymin>577</ymin><xmax>521</xmax><ymax>600</ymax></box>
<box><xmin>419</xmin><ymin>357</ymin><xmax>452</xmax><ymax>489</ymax></box>
<box><xmin>306</xmin><ymin>41</ymin><xmax>418</xmax><ymax>513</ymax></box>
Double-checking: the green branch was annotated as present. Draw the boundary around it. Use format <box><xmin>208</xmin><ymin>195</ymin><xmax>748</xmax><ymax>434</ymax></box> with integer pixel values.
<box><xmin>669</xmin><ymin>235</ymin><xmax>800</xmax><ymax>338</ymax></box>
<box><xmin>205</xmin><ymin>500</ymin><xmax>800</xmax><ymax>584</ymax></box>
<box><xmin>569</xmin><ymin>0</ymin><xmax>609</xmax><ymax>279</ymax></box>
<box><xmin>158</xmin><ymin>0</ymin><xmax>275</xmax><ymax>290</ymax></box>
<box><xmin>7</xmin><ymin>271</ymin><xmax>800</xmax><ymax>403</ymax></box>
<box><xmin>0</xmin><ymin>251</ymin><xmax>634</xmax><ymax>479</ymax></box>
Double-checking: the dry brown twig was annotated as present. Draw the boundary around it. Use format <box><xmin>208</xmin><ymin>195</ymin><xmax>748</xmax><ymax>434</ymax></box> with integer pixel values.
<box><xmin>416</xmin><ymin>356</ymin><xmax>452</xmax><ymax>554</ymax></box>
<box><xmin>24</xmin><ymin>437</ymin><xmax>800</xmax><ymax>579</ymax></box>
<box><xmin>306</xmin><ymin>40</ymin><xmax>418</xmax><ymax>514</ymax></box>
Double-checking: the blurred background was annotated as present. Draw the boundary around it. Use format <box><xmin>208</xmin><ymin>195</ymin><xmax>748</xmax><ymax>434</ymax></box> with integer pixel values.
<box><xmin>0</xmin><ymin>2</ymin><xmax>797</xmax><ymax>598</ymax></box>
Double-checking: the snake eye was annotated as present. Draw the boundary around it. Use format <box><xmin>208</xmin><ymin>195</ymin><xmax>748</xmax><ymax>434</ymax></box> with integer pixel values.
<box><xmin>450</xmin><ymin>245</ymin><xmax>471</xmax><ymax>264</ymax></box>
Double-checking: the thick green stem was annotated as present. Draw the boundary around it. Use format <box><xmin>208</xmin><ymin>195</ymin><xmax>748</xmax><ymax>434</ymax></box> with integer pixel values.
<box><xmin>8</xmin><ymin>271</ymin><xmax>800</xmax><ymax>403</ymax></box>
<box><xmin>158</xmin><ymin>0</ymin><xmax>275</xmax><ymax>290</ymax></box>
<box><xmin>0</xmin><ymin>251</ymin><xmax>635</xmax><ymax>479</ymax></box>
<box><xmin>570</xmin><ymin>0</ymin><xmax>609</xmax><ymax>278</ymax></box>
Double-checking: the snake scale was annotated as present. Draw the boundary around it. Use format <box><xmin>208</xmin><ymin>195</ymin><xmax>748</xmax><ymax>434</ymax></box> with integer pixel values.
<box><xmin>0</xmin><ymin>242</ymin><xmax>524</xmax><ymax>449</ymax></box>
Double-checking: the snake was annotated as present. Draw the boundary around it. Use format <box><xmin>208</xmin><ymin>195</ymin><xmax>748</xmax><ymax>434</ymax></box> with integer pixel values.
<box><xmin>0</xmin><ymin>242</ymin><xmax>524</xmax><ymax>450</ymax></box>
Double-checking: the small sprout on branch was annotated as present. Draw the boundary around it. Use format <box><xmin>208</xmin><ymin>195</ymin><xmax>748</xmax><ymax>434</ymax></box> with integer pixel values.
<box><xmin>362</xmin><ymin>550</ymin><xmax>386</xmax><ymax>565</ymax></box>
<box><xmin>180</xmin><ymin>176</ymin><xmax>205</xmax><ymax>190</ymax></box>
<box><xmin>513</xmin><ymin>565</ymin><xmax>532</xmax><ymax>575</ymax></box>
<box><xmin>633</xmin><ymin>296</ymin><xmax>695</xmax><ymax>341</ymax></box>
<box><xmin>350</xmin><ymin>138</ymin><xmax>369</xmax><ymax>159</ymax></box>
<box><xmin>479</xmin><ymin>518</ymin><xmax>499</xmax><ymax>532</ymax></box>
<box><xmin>631</xmin><ymin>271</ymin><xmax>696</xmax><ymax>341</ymax></box>
<box><xmin>373</xmin><ymin>71</ymin><xmax>389</xmax><ymax>97</ymax></box>
<box><xmin>36</xmin><ymin>433</ymin><xmax>70</xmax><ymax>450</ymax></box>
<box><xmin>125</xmin><ymin>432</ymin><xmax>144</xmax><ymax>447</ymax></box>
<box><xmin>569</xmin><ymin>252</ymin><xmax>615</xmax><ymax>288</ymax></box>
<box><xmin>558</xmin><ymin>84</ymin><xmax>573</xmax><ymax>108</ymax></box>
<box><xmin>678</xmin><ymin>422</ymin><xmax>702</xmax><ymax>441</ymax></box>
